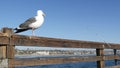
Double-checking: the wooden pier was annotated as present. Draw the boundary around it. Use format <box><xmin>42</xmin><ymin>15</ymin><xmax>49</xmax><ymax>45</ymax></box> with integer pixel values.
<box><xmin>0</xmin><ymin>27</ymin><xmax>120</xmax><ymax>68</ymax></box>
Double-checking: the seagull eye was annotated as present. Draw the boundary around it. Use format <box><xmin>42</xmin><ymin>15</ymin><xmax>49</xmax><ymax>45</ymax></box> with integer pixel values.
<box><xmin>42</xmin><ymin>13</ymin><xmax>45</xmax><ymax>16</ymax></box>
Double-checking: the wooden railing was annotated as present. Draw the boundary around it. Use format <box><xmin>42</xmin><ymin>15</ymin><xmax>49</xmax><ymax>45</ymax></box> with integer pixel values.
<box><xmin>0</xmin><ymin>27</ymin><xmax>120</xmax><ymax>68</ymax></box>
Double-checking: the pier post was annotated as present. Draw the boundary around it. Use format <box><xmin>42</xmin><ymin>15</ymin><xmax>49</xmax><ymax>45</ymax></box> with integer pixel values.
<box><xmin>0</xmin><ymin>27</ymin><xmax>15</xmax><ymax>68</ymax></box>
<box><xmin>0</xmin><ymin>45</ymin><xmax>7</xmax><ymax>68</ymax></box>
<box><xmin>114</xmin><ymin>49</ymin><xmax>118</xmax><ymax>65</ymax></box>
<box><xmin>96</xmin><ymin>48</ymin><xmax>104</xmax><ymax>68</ymax></box>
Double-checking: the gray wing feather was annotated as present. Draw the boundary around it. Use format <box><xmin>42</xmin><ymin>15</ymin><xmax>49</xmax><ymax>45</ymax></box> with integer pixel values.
<box><xmin>19</xmin><ymin>17</ymin><xmax>36</xmax><ymax>29</ymax></box>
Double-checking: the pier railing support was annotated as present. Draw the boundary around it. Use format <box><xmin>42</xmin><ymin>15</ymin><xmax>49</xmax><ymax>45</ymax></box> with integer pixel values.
<box><xmin>0</xmin><ymin>27</ymin><xmax>120</xmax><ymax>68</ymax></box>
<box><xmin>114</xmin><ymin>49</ymin><xmax>118</xmax><ymax>65</ymax></box>
<box><xmin>96</xmin><ymin>48</ymin><xmax>104</xmax><ymax>68</ymax></box>
<box><xmin>0</xmin><ymin>27</ymin><xmax>15</xmax><ymax>68</ymax></box>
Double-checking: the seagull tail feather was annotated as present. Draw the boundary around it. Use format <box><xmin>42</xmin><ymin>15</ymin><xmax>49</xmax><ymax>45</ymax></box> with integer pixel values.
<box><xmin>14</xmin><ymin>28</ymin><xmax>29</xmax><ymax>33</ymax></box>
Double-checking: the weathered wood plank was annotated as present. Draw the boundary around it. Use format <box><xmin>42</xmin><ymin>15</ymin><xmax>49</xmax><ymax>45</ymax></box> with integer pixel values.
<box><xmin>9</xmin><ymin>56</ymin><xmax>120</xmax><ymax>67</ymax></box>
<box><xmin>0</xmin><ymin>36</ymin><xmax>9</xmax><ymax>45</ymax></box>
<box><xmin>0</xmin><ymin>46</ymin><xmax>6</xmax><ymax>58</ymax></box>
<box><xmin>11</xmin><ymin>35</ymin><xmax>120</xmax><ymax>49</ymax></box>
<box><xmin>104</xmin><ymin>55</ymin><xmax>120</xmax><ymax>60</ymax></box>
<box><xmin>7</xmin><ymin>45</ymin><xmax>15</xmax><ymax>68</ymax></box>
<box><xmin>105</xmin><ymin>65</ymin><xmax>120</xmax><ymax>68</ymax></box>
<box><xmin>0</xmin><ymin>32</ymin><xmax>120</xmax><ymax>49</ymax></box>
<box><xmin>11</xmin><ymin>56</ymin><xmax>102</xmax><ymax>66</ymax></box>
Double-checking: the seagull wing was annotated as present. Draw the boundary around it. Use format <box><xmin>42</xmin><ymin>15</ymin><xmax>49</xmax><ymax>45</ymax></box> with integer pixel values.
<box><xmin>19</xmin><ymin>17</ymin><xmax>36</xmax><ymax>29</ymax></box>
<box><xmin>14</xmin><ymin>17</ymin><xmax>36</xmax><ymax>33</ymax></box>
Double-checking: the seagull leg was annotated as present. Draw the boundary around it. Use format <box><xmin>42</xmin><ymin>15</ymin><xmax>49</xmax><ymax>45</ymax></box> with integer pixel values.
<box><xmin>32</xmin><ymin>28</ymin><xmax>35</xmax><ymax>36</ymax></box>
<box><xmin>32</xmin><ymin>29</ymin><xmax>34</xmax><ymax>36</ymax></box>
<box><xmin>29</xmin><ymin>28</ymin><xmax>35</xmax><ymax>39</ymax></box>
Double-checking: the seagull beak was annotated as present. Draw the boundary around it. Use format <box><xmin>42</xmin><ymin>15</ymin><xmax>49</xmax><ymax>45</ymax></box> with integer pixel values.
<box><xmin>42</xmin><ymin>13</ymin><xmax>46</xmax><ymax>17</ymax></box>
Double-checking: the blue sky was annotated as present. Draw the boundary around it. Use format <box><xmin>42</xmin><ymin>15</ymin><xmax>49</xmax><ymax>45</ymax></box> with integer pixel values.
<box><xmin>0</xmin><ymin>0</ymin><xmax>120</xmax><ymax>43</ymax></box>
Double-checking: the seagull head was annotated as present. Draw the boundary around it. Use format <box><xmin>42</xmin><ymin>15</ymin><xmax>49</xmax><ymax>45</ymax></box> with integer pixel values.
<box><xmin>37</xmin><ymin>10</ymin><xmax>45</xmax><ymax>17</ymax></box>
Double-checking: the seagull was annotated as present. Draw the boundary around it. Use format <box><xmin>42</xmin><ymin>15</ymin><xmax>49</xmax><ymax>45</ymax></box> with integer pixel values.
<box><xmin>14</xmin><ymin>10</ymin><xmax>45</xmax><ymax>36</ymax></box>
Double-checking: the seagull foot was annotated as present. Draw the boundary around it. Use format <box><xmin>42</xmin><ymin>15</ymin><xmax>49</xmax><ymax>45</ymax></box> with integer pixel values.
<box><xmin>29</xmin><ymin>36</ymin><xmax>37</xmax><ymax>39</ymax></box>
